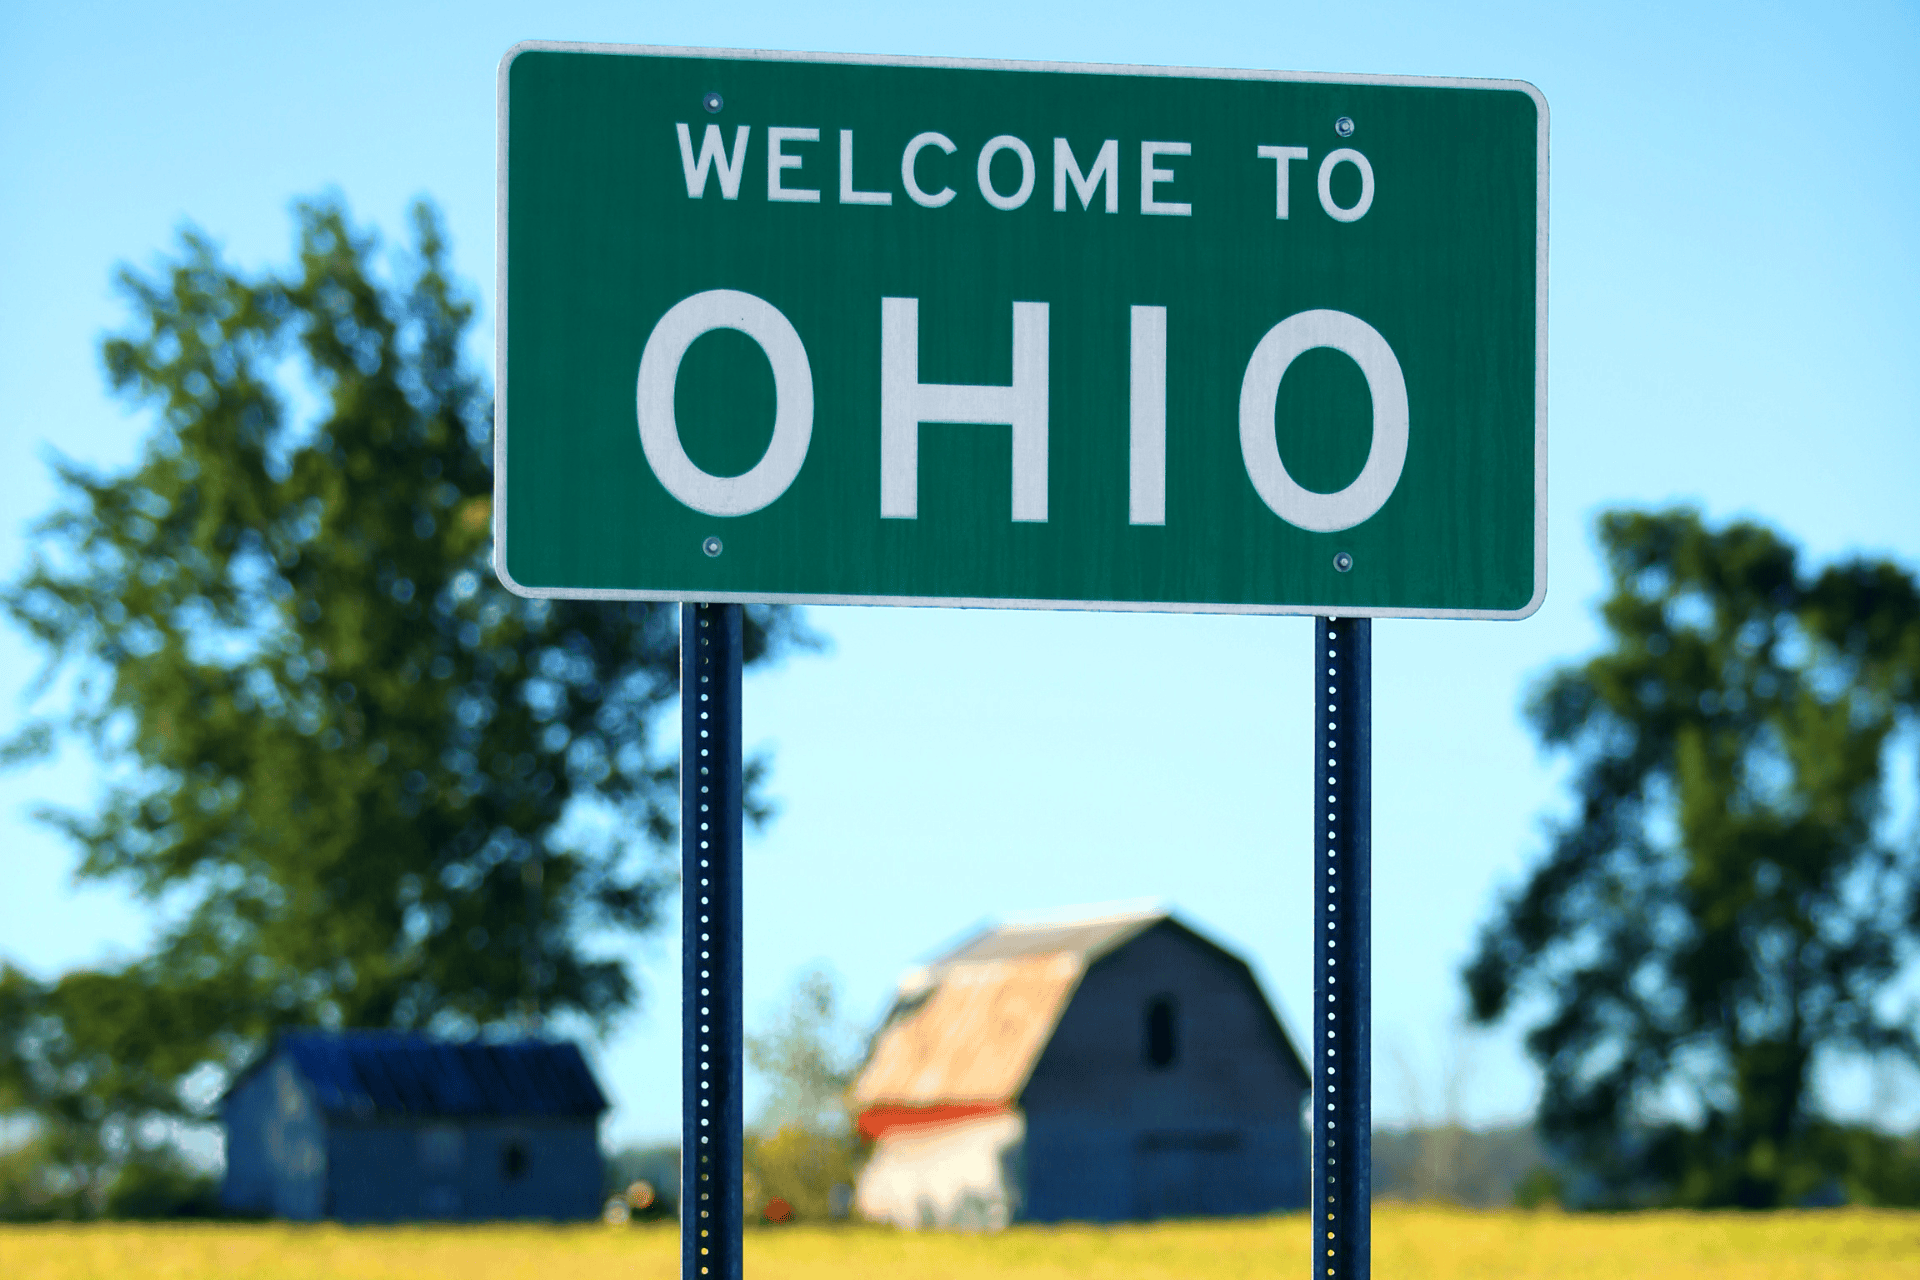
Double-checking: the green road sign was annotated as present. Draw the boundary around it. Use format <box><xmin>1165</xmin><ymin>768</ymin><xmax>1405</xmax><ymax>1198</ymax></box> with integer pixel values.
<box><xmin>496</xmin><ymin>45</ymin><xmax>1547</xmax><ymax>618</ymax></box>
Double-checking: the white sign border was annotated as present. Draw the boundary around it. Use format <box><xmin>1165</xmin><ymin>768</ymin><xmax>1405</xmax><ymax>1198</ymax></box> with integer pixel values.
<box><xmin>494</xmin><ymin>42</ymin><xmax>1550</xmax><ymax>621</ymax></box>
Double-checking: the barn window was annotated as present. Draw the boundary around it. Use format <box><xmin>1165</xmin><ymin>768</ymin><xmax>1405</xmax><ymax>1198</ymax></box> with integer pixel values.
<box><xmin>1144</xmin><ymin>995</ymin><xmax>1178</xmax><ymax>1068</ymax></box>
<box><xmin>501</xmin><ymin>1137</ymin><xmax>530</xmax><ymax>1181</ymax></box>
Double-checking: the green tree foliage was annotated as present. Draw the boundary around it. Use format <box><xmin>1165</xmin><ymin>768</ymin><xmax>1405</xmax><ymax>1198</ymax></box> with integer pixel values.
<box><xmin>747</xmin><ymin>968</ymin><xmax>862</xmax><ymax>1134</ymax></box>
<box><xmin>743</xmin><ymin>968</ymin><xmax>863</xmax><ymax>1220</ymax></box>
<box><xmin>1465</xmin><ymin>509</ymin><xmax>1920</xmax><ymax>1207</ymax></box>
<box><xmin>743</xmin><ymin>1124</ymin><xmax>860</xmax><ymax>1224</ymax></box>
<box><xmin>0</xmin><ymin>198</ymin><xmax>808</xmax><ymax>1214</ymax></box>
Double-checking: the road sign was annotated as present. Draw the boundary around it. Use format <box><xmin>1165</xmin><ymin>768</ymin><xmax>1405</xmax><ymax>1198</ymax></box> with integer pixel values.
<box><xmin>496</xmin><ymin>45</ymin><xmax>1546</xmax><ymax>618</ymax></box>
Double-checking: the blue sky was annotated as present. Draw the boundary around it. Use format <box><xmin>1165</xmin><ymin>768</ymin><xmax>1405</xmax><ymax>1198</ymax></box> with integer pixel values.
<box><xmin>2</xmin><ymin>1</ymin><xmax>1917</xmax><ymax>1148</ymax></box>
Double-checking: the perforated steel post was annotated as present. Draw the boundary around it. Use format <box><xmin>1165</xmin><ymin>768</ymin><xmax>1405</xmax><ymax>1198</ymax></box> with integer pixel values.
<box><xmin>681</xmin><ymin>604</ymin><xmax>743</xmax><ymax>1280</ymax></box>
<box><xmin>1313</xmin><ymin>616</ymin><xmax>1371</xmax><ymax>1279</ymax></box>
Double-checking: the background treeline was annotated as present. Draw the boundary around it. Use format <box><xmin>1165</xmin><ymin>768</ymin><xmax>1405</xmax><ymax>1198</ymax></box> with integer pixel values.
<box><xmin>1371</xmin><ymin>1123</ymin><xmax>1920</xmax><ymax>1210</ymax></box>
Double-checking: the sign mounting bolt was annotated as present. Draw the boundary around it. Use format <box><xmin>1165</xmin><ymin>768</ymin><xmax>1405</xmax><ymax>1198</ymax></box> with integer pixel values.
<box><xmin>703</xmin><ymin>92</ymin><xmax>724</xmax><ymax>113</ymax></box>
<box><xmin>702</xmin><ymin>536</ymin><xmax>724</xmax><ymax>557</ymax></box>
<box><xmin>1333</xmin><ymin>551</ymin><xmax>1354</xmax><ymax>573</ymax></box>
<box><xmin>1335</xmin><ymin>116</ymin><xmax>1355</xmax><ymax>137</ymax></box>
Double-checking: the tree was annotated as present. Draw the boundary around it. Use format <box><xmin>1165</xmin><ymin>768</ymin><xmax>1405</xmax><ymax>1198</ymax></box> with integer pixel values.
<box><xmin>747</xmin><ymin>968</ymin><xmax>862</xmax><ymax>1134</ymax></box>
<box><xmin>1464</xmin><ymin>509</ymin><xmax>1920</xmax><ymax>1207</ymax></box>
<box><xmin>743</xmin><ymin>968</ymin><xmax>864</xmax><ymax>1221</ymax></box>
<box><xmin>0</xmin><ymin>197</ymin><xmax>809</xmax><ymax>1213</ymax></box>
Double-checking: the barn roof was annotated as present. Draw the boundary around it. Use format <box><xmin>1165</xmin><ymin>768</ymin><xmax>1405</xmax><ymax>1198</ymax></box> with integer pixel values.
<box><xmin>226</xmin><ymin>1031</ymin><xmax>609</xmax><ymax>1120</ymax></box>
<box><xmin>853</xmin><ymin>950</ymin><xmax>1086</xmax><ymax>1107</ymax></box>
<box><xmin>850</xmin><ymin>908</ymin><xmax>1306</xmax><ymax>1111</ymax></box>
<box><xmin>922</xmin><ymin>910</ymin><xmax>1163</xmax><ymax>971</ymax></box>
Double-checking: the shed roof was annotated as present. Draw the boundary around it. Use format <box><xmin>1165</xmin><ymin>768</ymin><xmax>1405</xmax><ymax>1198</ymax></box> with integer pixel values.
<box><xmin>226</xmin><ymin>1031</ymin><xmax>609</xmax><ymax>1120</ymax></box>
<box><xmin>851</xmin><ymin>907</ymin><xmax>1305</xmax><ymax>1111</ymax></box>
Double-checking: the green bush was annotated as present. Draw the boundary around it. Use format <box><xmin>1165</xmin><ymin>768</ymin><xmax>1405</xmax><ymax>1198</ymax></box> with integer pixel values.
<box><xmin>744</xmin><ymin>1124</ymin><xmax>859</xmax><ymax>1223</ymax></box>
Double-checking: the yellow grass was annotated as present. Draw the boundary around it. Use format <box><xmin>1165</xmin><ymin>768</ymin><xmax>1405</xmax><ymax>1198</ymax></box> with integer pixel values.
<box><xmin>2</xmin><ymin>1209</ymin><xmax>1916</xmax><ymax>1280</ymax></box>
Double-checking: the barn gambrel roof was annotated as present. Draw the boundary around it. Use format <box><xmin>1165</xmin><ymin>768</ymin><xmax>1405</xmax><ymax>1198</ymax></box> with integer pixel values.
<box><xmin>850</xmin><ymin>908</ymin><xmax>1309</xmax><ymax>1113</ymax></box>
<box><xmin>223</xmin><ymin>1031</ymin><xmax>609</xmax><ymax>1120</ymax></box>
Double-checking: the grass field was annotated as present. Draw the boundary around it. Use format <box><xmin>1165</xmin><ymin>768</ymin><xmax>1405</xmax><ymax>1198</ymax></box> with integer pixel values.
<box><xmin>3</xmin><ymin>1209</ymin><xmax>1916</xmax><ymax>1279</ymax></box>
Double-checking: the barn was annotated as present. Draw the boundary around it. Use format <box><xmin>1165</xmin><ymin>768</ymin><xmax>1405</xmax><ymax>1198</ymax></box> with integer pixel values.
<box><xmin>850</xmin><ymin>908</ymin><xmax>1310</xmax><ymax>1227</ymax></box>
<box><xmin>219</xmin><ymin>1031</ymin><xmax>608</xmax><ymax>1222</ymax></box>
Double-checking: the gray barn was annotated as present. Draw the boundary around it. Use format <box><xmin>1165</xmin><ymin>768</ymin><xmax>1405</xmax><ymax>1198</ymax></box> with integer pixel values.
<box><xmin>220</xmin><ymin>1031</ymin><xmax>607</xmax><ymax>1222</ymax></box>
<box><xmin>851</xmin><ymin>908</ymin><xmax>1310</xmax><ymax>1226</ymax></box>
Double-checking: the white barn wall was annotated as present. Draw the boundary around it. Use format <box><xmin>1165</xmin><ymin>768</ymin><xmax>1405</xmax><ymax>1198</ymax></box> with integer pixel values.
<box><xmin>855</xmin><ymin>1112</ymin><xmax>1024</xmax><ymax>1228</ymax></box>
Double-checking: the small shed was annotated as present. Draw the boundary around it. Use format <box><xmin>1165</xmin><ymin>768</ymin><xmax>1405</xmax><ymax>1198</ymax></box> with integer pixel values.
<box><xmin>851</xmin><ymin>908</ymin><xmax>1310</xmax><ymax>1227</ymax></box>
<box><xmin>220</xmin><ymin>1031</ymin><xmax>608</xmax><ymax>1222</ymax></box>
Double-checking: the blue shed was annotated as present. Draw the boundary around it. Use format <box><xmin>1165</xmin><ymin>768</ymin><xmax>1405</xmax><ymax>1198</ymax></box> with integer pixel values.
<box><xmin>220</xmin><ymin>1031</ymin><xmax>608</xmax><ymax>1222</ymax></box>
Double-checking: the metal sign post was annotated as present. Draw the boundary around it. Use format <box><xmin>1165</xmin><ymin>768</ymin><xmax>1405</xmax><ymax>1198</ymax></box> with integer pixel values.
<box><xmin>680</xmin><ymin>603</ymin><xmax>744</xmax><ymax>1280</ymax></box>
<box><xmin>1313</xmin><ymin>617</ymin><xmax>1370</xmax><ymax>1277</ymax></box>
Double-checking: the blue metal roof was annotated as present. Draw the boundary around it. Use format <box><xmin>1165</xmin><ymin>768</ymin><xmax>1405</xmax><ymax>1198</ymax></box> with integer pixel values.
<box><xmin>262</xmin><ymin>1031</ymin><xmax>609</xmax><ymax>1120</ymax></box>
